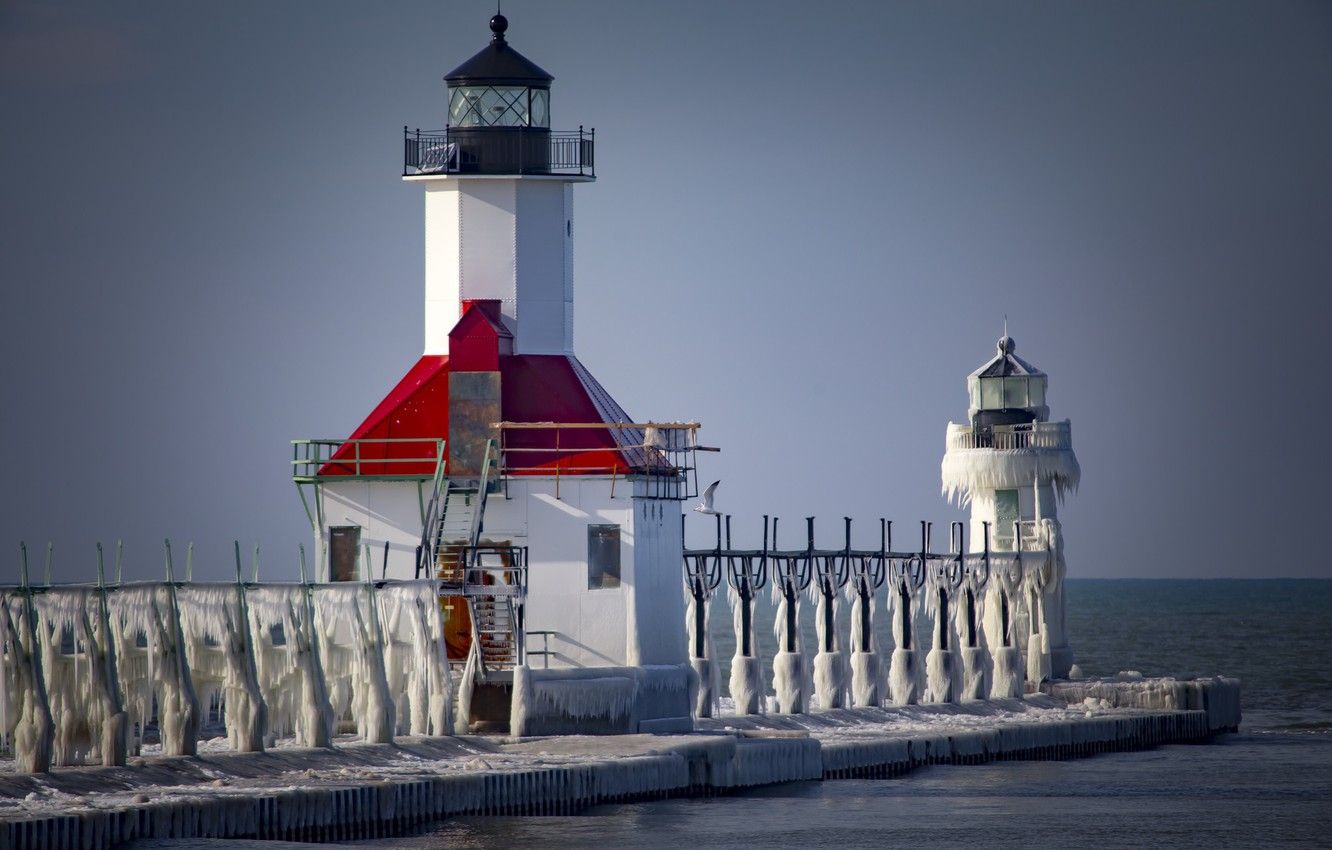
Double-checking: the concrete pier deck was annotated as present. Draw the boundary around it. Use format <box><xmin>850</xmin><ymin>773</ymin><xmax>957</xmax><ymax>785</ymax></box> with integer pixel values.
<box><xmin>0</xmin><ymin>679</ymin><xmax>1240</xmax><ymax>850</ymax></box>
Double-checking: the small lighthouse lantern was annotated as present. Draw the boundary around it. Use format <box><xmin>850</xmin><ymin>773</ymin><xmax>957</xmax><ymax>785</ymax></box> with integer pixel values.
<box><xmin>968</xmin><ymin>335</ymin><xmax>1049</xmax><ymax>429</ymax></box>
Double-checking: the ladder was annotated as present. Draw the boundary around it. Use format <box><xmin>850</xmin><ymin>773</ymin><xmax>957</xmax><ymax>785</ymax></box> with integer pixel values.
<box><xmin>471</xmin><ymin>595</ymin><xmax>519</xmax><ymax>670</ymax></box>
<box><xmin>423</xmin><ymin>440</ymin><xmax>525</xmax><ymax>678</ymax></box>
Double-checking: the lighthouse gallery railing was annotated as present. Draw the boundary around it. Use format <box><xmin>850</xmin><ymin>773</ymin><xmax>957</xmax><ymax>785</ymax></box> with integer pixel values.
<box><xmin>403</xmin><ymin>127</ymin><xmax>594</xmax><ymax>177</ymax></box>
<box><xmin>945</xmin><ymin>421</ymin><xmax>1072</xmax><ymax>452</ymax></box>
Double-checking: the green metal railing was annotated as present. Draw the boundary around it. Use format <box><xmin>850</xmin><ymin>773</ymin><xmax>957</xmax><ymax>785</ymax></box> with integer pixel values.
<box><xmin>291</xmin><ymin>438</ymin><xmax>444</xmax><ymax>482</ymax></box>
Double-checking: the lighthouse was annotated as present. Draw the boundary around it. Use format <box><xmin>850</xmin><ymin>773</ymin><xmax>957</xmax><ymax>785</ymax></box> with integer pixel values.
<box><xmin>940</xmin><ymin>334</ymin><xmax>1079</xmax><ymax>682</ymax></box>
<box><xmin>291</xmin><ymin>15</ymin><xmax>701</xmax><ymax>734</ymax></box>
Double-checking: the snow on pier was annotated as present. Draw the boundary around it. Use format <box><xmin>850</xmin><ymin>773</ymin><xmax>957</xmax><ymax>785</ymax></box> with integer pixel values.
<box><xmin>0</xmin><ymin>680</ymin><xmax>1239</xmax><ymax>850</ymax></box>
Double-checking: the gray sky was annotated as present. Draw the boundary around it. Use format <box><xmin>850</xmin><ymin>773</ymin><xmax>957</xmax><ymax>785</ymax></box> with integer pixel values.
<box><xmin>3</xmin><ymin>1</ymin><xmax>1330</xmax><ymax>581</ymax></box>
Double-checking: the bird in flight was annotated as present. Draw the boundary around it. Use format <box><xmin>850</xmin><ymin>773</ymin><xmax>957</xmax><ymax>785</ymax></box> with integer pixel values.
<box><xmin>694</xmin><ymin>480</ymin><xmax>721</xmax><ymax>515</ymax></box>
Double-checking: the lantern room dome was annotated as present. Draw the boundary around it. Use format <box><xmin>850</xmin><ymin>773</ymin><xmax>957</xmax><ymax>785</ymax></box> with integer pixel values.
<box><xmin>967</xmin><ymin>335</ymin><xmax>1050</xmax><ymax>426</ymax></box>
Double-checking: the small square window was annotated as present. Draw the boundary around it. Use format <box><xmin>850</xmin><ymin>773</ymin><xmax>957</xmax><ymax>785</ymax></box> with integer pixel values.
<box><xmin>588</xmin><ymin>524</ymin><xmax>621</xmax><ymax>589</ymax></box>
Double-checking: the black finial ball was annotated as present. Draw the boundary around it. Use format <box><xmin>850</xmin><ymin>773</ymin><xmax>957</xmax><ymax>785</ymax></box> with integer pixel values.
<box><xmin>490</xmin><ymin>14</ymin><xmax>508</xmax><ymax>37</ymax></box>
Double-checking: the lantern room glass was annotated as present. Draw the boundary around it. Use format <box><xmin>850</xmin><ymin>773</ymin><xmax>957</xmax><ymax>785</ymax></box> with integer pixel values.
<box><xmin>976</xmin><ymin>375</ymin><xmax>1047</xmax><ymax>410</ymax></box>
<box><xmin>448</xmin><ymin>85</ymin><xmax>550</xmax><ymax>128</ymax></box>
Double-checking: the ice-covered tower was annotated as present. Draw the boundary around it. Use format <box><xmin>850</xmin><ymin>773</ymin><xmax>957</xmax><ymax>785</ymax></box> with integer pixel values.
<box><xmin>292</xmin><ymin>15</ymin><xmax>700</xmax><ymax>734</ymax></box>
<box><xmin>941</xmin><ymin>335</ymin><xmax>1080</xmax><ymax>678</ymax></box>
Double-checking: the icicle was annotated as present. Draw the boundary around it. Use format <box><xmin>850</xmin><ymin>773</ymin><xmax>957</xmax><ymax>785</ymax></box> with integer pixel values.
<box><xmin>154</xmin><ymin>551</ymin><xmax>201</xmax><ymax>756</ymax></box>
<box><xmin>225</xmin><ymin>544</ymin><xmax>268</xmax><ymax>751</ymax></box>
<box><xmin>808</xmin><ymin>582</ymin><xmax>847</xmax><ymax>710</ymax></box>
<box><xmin>684</xmin><ymin>589</ymin><xmax>718</xmax><ymax>718</ymax></box>
<box><xmin>888</xmin><ymin>576</ymin><xmax>920</xmax><ymax>705</ymax></box>
<box><xmin>3</xmin><ymin>552</ymin><xmax>55</xmax><ymax>773</ymax></box>
<box><xmin>509</xmin><ymin>662</ymin><xmax>532</xmax><ymax>736</ymax></box>
<box><xmin>768</xmin><ymin>567</ymin><xmax>807</xmax><ymax>714</ymax></box>
<box><xmin>725</xmin><ymin>580</ymin><xmax>762</xmax><ymax>715</ymax></box>
<box><xmin>846</xmin><ymin>585</ymin><xmax>880</xmax><ymax>708</ymax></box>
<box><xmin>91</xmin><ymin>546</ymin><xmax>129</xmax><ymax>765</ymax></box>
<box><xmin>291</xmin><ymin>547</ymin><xmax>334</xmax><ymax>747</ymax></box>
<box><xmin>984</xmin><ymin>559</ymin><xmax>1024</xmax><ymax>699</ymax></box>
<box><xmin>353</xmin><ymin>581</ymin><xmax>394</xmax><ymax>744</ymax></box>
<box><xmin>455</xmin><ymin>642</ymin><xmax>478</xmax><ymax>734</ymax></box>
<box><xmin>923</xmin><ymin>578</ymin><xmax>956</xmax><ymax>704</ymax></box>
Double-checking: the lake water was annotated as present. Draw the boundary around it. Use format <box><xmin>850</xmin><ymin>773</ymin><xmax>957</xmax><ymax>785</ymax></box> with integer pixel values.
<box><xmin>383</xmin><ymin>579</ymin><xmax>1332</xmax><ymax>849</ymax></box>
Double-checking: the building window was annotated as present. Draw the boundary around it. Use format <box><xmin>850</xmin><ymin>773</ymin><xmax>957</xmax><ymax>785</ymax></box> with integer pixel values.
<box><xmin>588</xmin><ymin>524</ymin><xmax>621</xmax><ymax>589</ymax></box>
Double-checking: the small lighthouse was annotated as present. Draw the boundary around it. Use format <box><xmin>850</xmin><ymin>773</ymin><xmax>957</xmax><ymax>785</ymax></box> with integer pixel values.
<box><xmin>292</xmin><ymin>15</ymin><xmax>702</xmax><ymax>734</ymax></box>
<box><xmin>940</xmin><ymin>334</ymin><xmax>1080</xmax><ymax>680</ymax></box>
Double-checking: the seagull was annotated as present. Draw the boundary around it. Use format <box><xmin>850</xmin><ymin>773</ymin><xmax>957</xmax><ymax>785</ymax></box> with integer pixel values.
<box><xmin>694</xmin><ymin>480</ymin><xmax>721</xmax><ymax>515</ymax></box>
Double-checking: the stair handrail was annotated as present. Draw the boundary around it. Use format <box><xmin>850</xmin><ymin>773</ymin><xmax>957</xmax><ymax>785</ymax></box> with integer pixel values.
<box><xmin>415</xmin><ymin>440</ymin><xmax>448</xmax><ymax>579</ymax></box>
<box><xmin>463</xmin><ymin>438</ymin><xmax>498</xmax><ymax>585</ymax></box>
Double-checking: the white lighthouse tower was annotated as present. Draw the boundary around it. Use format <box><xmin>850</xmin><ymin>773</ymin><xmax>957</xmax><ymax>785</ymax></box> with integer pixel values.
<box><xmin>292</xmin><ymin>15</ymin><xmax>702</xmax><ymax>734</ymax></box>
<box><xmin>940</xmin><ymin>334</ymin><xmax>1080</xmax><ymax>681</ymax></box>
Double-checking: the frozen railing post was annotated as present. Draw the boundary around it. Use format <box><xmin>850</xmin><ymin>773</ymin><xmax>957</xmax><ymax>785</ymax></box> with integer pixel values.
<box><xmin>89</xmin><ymin>543</ymin><xmax>128</xmax><ymax>765</ymax></box>
<box><xmin>5</xmin><ymin>543</ymin><xmax>54</xmax><ymax>773</ymax></box>
<box><xmin>355</xmin><ymin>550</ymin><xmax>395</xmax><ymax>744</ymax></box>
<box><xmin>987</xmin><ymin>523</ymin><xmax>1026</xmax><ymax>699</ymax></box>
<box><xmin>293</xmin><ymin>544</ymin><xmax>335</xmax><ymax>747</ymax></box>
<box><xmin>1024</xmin><ymin>520</ymin><xmax>1055</xmax><ymax>687</ymax></box>
<box><xmin>848</xmin><ymin>520</ymin><xmax>887</xmax><ymax>707</ymax></box>
<box><xmin>811</xmin><ymin>518</ymin><xmax>849</xmax><ymax>709</ymax></box>
<box><xmin>725</xmin><ymin>514</ymin><xmax>767</xmax><ymax>715</ymax></box>
<box><xmin>770</xmin><ymin>516</ymin><xmax>810</xmax><ymax>714</ymax></box>
<box><xmin>157</xmin><ymin>539</ymin><xmax>201</xmax><ymax>756</ymax></box>
<box><xmin>683</xmin><ymin>513</ymin><xmax>723</xmax><ymax>718</ymax></box>
<box><xmin>958</xmin><ymin>523</ymin><xmax>992</xmax><ymax>700</ymax></box>
<box><xmin>925</xmin><ymin>522</ymin><xmax>963</xmax><ymax>703</ymax></box>
<box><xmin>889</xmin><ymin>524</ymin><xmax>928</xmax><ymax>705</ymax></box>
<box><xmin>227</xmin><ymin>541</ymin><xmax>268</xmax><ymax>752</ymax></box>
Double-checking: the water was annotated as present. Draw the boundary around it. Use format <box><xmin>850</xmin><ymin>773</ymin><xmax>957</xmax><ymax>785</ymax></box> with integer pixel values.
<box><xmin>387</xmin><ymin>579</ymin><xmax>1332</xmax><ymax>848</ymax></box>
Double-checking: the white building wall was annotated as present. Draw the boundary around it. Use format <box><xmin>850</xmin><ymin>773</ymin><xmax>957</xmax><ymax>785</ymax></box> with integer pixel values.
<box><xmin>515</xmin><ymin>180</ymin><xmax>573</xmax><ymax>353</ymax></box>
<box><xmin>316</xmin><ymin>481</ymin><xmax>426</xmax><ymax>581</ymax></box>
<box><xmin>423</xmin><ymin>185</ymin><xmax>461</xmax><ymax>354</ymax></box>
<box><xmin>626</xmin><ymin>487</ymin><xmax>686</xmax><ymax>666</ymax></box>
<box><xmin>324</xmin><ymin>475</ymin><xmax>683</xmax><ymax>669</ymax></box>
<box><xmin>419</xmin><ymin>177</ymin><xmax>576</xmax><ymax>356</ymax></box>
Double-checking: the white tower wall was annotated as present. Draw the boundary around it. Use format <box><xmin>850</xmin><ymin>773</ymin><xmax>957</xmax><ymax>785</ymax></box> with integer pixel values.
<box><xmin>420</xmin><ymin>177</ymin><xmax>575</xmax><ymax>355</ymax></box>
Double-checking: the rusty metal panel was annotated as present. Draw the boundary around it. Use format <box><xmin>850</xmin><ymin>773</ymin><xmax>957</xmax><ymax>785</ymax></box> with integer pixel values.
<box><xmin>449</xmin><ymin>371</ymin><xmax>501</xmax><ymax>475</ymax></box>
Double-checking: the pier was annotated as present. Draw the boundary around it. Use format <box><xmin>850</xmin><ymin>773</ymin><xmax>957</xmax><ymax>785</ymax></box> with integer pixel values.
<box><xmin>1</xmin><ymin>686</ymin><xmax>1238</xmax><ymax>850</ymax></box>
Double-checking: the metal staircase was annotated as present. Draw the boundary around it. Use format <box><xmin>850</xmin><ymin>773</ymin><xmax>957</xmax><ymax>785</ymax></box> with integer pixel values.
<box><xmin>416</xmin><ymin>440</ymin><xmax>527</xmax><ymax>682</ymax></box>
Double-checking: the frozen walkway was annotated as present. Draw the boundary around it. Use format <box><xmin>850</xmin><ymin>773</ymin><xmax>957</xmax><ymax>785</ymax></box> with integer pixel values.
<box><xmin>0</xmin><ymin>681</ymin><xmax>1239</xmax><ymax>850</ymax></box>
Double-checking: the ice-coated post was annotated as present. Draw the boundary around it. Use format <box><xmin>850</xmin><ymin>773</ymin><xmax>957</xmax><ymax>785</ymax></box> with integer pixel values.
<box><xmin>8</xmin><ymin>543</ymin><xmax>54</xmax><ymax>773</ymax></box>
<box><xmin>227</xmin><ymin>541</ymin><xmax>268</xmax><ymax>752</ymax></box>
<box><xmin>92</xmin><ymin>543</ymin><xmax>128</xmax><ymax>765</ymax></box>
<box><xmin>293</xmin><ymin>544</ymin><xmax>335</xmax><ymax>747</ymax></box>
<box><xmin>158</xmin><ymin>539</ymin><xmax>201</xmax><ymax>756</ymax></box>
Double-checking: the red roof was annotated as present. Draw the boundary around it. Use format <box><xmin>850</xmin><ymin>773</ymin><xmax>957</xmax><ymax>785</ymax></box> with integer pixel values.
<box><xmin>321</xmin><ymin>353</ymin><xmax>640</xmax><ymax>478</ymax></box>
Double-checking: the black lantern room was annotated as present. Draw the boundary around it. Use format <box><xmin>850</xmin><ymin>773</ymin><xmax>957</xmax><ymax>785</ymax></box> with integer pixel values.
<box><xmin>442</xmin><ymin>14</ymin><xmax>553</xmax><ymax>173</ymax></box>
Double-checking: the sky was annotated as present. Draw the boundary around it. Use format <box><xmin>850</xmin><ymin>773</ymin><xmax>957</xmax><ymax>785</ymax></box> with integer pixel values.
<box><xmin>2</xmin><ymin>0</ymin><xmax>1330</xmax><ymax>582</ymax></box>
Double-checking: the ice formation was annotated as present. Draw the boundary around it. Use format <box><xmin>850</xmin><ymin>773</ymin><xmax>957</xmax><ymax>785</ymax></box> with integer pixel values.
<box><xmin>846</xmin><ymin>583</ymin><xmax>881</xmax><ymax>707</ymax></box>
<box><xmin>683</xmin><ymin>582</ymin><xmax>718</xmax><ymax>718</ymax></box>
<box><xmin>809</xmin><ymin>583</ymin><xmax>848</xmax><ymax>710</ymax></box>
<box><xmin>1</xmin><ymin>592</ymin><xmax>53</xmax><ymax>773</ymax></box>
<box><xmin>769</xmin><ymin>581</ymin><xmax>806</xmax><ymax>714</ymax></box>
<box><xmin>1</xmin><ymin>577</ymin><xmax>457</xmax><ymax>771</ymax></box>
<box><xmin>888</xmin><ymin>579</ymin><xmax>920</xmax><ymax>705</ymax></box>
<box><xmin>726</xmin><ymin>582</ymin><xmax>763</xmax><ymax>715</ymax></box>
<box><xmin>940</xmin><ymin>424</ymin><xmax>1081</xmax><ymax>506</ymax></box>
<box><xmin>923</xmin><ymin>581</ymin><xmax>955</xmax><ymax>704</ymax></box>
<box><xmin>982</xmin><ymin>561</ymin><xmax>1025</xmax><ymax>699</ymax></box>
<box><xmin>313</xmin><ymin>584</ymin><xmax>395</xmax><ymax>744</ymax></box>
